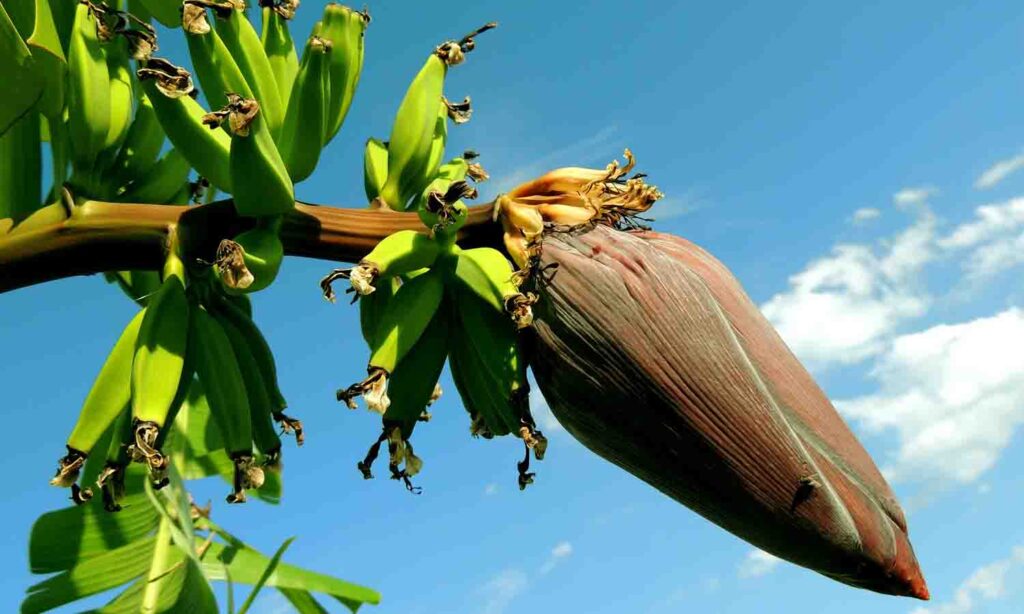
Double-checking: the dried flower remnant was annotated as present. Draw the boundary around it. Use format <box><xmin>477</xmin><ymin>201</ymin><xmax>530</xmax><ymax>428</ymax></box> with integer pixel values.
<box><xmin>526</xmin><ymin>223</ymin><xmax>928</xmax><ymax>599</ymax></box>
<box><xmin>136</xmin><ymin>58</ymin><xmax>195</xmax><ymax>99</ymax></box>
<box><xmin>494</xmin><ymin>149</ymin><xmax>663</xmax><ymax>270</ymax></box>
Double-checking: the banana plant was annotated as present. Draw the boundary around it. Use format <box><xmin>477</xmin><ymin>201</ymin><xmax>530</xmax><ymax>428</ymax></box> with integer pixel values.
<box><xmin>0</xmin><ymin>0</ymin><xmax>933</xmax><ymax>605</ymax></box>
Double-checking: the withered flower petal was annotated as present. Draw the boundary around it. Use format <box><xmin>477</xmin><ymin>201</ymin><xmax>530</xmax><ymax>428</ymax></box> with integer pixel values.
<box><xmin>528</xmin><ymin>224</ymin><xmax>928</xmax><ymax>600</ymax></box>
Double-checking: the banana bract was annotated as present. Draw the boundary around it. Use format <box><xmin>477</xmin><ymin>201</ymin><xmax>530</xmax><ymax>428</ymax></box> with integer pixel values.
<box><xmin>528</xmin><ymin>223</ymin><xmax>928</xmax><ymax>600</ymax></box>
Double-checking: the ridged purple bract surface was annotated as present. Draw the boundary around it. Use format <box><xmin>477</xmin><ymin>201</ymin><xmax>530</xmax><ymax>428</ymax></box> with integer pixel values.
<box><xmin>529</xmin><ymin>225</ymin><xmax>928</xmax><ymax>599</ymax></box>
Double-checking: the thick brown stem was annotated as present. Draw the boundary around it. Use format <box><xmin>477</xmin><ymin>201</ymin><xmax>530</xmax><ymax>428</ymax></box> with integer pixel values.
<box><xmin>0</xmin><ymin>199</ymin><xmax>500</xmax><ymax>293</ymax></box>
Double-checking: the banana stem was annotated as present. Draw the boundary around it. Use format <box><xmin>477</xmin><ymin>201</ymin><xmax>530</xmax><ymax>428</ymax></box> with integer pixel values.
<box><xmin>0</xmin><ymin>199</ymin><xmax>500</xmax><ymax>293</ymax></box>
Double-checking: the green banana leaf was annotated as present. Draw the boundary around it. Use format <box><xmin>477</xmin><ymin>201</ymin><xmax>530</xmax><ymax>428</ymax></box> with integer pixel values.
<box><xmin>29</xmin><ymin>488</ymin><xmax>159</xmax><ymax>574</ymax></box>
<box><xmin>0</xmin><ymin>2</ymin><xmax>42</xmax><ymax>136</ymax></box>
<box><xmin>202</xmin><ymin>537</ymin><xmax>381</xmax><ymax>612</ymax></box>
<box><xmin>92</xmin><ymin>556</ymin><xmax>218</xmax><ymax>614</ymax></box>
<box><xmin>280</xmin><ymin>587</ymin><xmax>332</xmax><ymax>613</ymax></box>
<box><xmin>23</xmin><ymin>536</ymin><xmax>158</xmax><ymax>613</ymax></box>
<box><xmin>25</xmin><ymin>0</ymin><xmax>66</xmax><ymax>118</ymax></box>
<box><xmin>237</xmin><ymin>537</ymin><xmax>294</xmax><ymax>614</ymax></box>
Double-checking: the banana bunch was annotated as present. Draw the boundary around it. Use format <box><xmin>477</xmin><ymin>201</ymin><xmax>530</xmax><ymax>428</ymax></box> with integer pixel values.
<box><xmin>190</xmin><ymin>273</ymin><xmax>303</xmax><ymax>503</ymax></box>
<box><xmin>323</xmin><ymin>149</ymin><xmax>546</xmax><ymax>490</ymax></box>
<box><xmin>50</xmin><ymin>247</ymin><xmax>191</xmax><ymax>505</ymax></box>
<box><xmin>51</xmin><ymin>242</ymin><xmax>302</xmax><ymax>508</ymax></box>
<box><xmin>59</xmin><ymin>1</ymin><xmax>185</xmax><ymax>203</ymax></box>
<box><xmin>371</xmin><ymin>23</ymin><xmax>495</xmax><ymax>210</ymax></box>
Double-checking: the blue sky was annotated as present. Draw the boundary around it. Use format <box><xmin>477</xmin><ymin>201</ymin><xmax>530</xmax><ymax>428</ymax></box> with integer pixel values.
<box><xmin>4</xmin><ymin>0</ymin><xmax>1024</xmax><ymax>612</ymax></box>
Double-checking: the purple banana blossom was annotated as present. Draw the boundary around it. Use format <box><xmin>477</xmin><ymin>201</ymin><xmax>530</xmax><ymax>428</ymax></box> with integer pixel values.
<box><xmin>528</xmin><ymin>224</ymin><xmax>928</xmax><ymax>599</ymax></box>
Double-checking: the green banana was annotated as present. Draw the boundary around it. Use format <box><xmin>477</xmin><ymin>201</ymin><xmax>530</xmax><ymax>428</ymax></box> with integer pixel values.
<box><xmin>212</xmin><ymin>305</ymin><xmax>282</xmax><ymax>464</ymax></box>
<box><xmin>183</xmin><ymin>2</ymin><xmax>254</xmax><ymax>113</ymax></box>
<box><xmin>214</xmin><ymin>220</ymin><xmax>285</xmax><ymax>293</ymax></box>
<box><xmin>377</xmin><ymin>51</ymin><xmax>446</xmax><ymax>210</ymax></box>
<box><xmin>205</xmin><ymin>287</ymin><xmax>302</xmax><ymax>442</ymax></box>
<box><xmin>95</xmin><ymin>406</ymin><xmax>134</xmax><ymax>511</ymax></box>
<box><xmin>217</xmin><ymin>5</ymin><xmax>284</xmax><ymax>139</ymax></box>
<box><xmin>260</xmin><ymin>1</ymin><xmax>299</xmax><ymax>106</ymax></box>
<box><xmin>103</xmin><ymin>35</ymin><xmax>134</xmax><ymax>156</ymax></box>
<box><xmin>105</xmin><ymin>270</ymin><xmax>164</xmax><ymax>307</ymax></box>
<box><xmin>377</xmin><ymin>23</ymin><xmax>494</xmax><ymax>210</ymax></box>
<box><xmin>50</xmin><ymin>308</ymin><xmax>146</xmax><ymax>497</ymax></box>
<box><xmin>0</xmin><ymin>110</ymin><xmax>41</xmax><ymax>223</ymax></box>
<box><xmin>338</xmin><ymin>268</ymin><xmax>445</xmax><ymax>414</ymax></box>
<box><xmin>363</xmin><ymin>137</ymin><xmax>388</xmax><ymax>203</ymax></box>
<box><xmin>448</xmin><ymin>280</ymin><xmax>545</xmax><ymax>474</ymax></box>
<box><xmin>190</xmin><ymin>305</ymin><xmax>262</xmax><ymax>503</ymax></box>
<box><xmin>381</xmin><ymin>305</ymin><xmax>449</xmax><ymax>439</ymax></box>
<box><xmin>320</xmin><ymin>3</ymin><xmax>368</xmax><ymax>144</ymax></box>
<box><xmin>359</xmin><ymin>276</ymin><xmax>398</xmax><ymax>348</ymax></box>
<box><xmin>320</xmin><ymin>230</ymin><xmax>440</xmax><ymax>301</ymax></box>
<box><xmin>219</xmin><ymin>95</ymin><xmax>294</xmax><ymax>217</ymax></box>
<box><xmin>138</xmin><ymin>61</ymin><xmax>233</xmax><ymax>193</ymax></box>
<box><xmin>104</xmin><ymin>93</ymin><xmax>166</xmax><ymax>188</ymax></box>
<box><xmin>67</xmin><ymin>1</ymin><xmax>111</xmax><ymax>170</ymax></box>
<box><xmin>277</xmin><ymin>34</ymin><xmax>330</xmax><ymax>183</ymax></box>
<box><xmin>455</xmin><ymin>247</ymin><xmax>537</xmax><ymax>329</ymax></box>
<box><xmin>413</xmin><ymin>100</ymin><xmax>449</xmax><ymax>210</ymax></box>
<box><xmin>117</xmin><ymin>148</ymin><xmax>192</xmax><ymax>203</ymax></box>
<box><xmin>129</xmin><ymin>251</ymin><xmax>190</xmax><ymax>486</ymax></box>
<box><xmin>137</xmin><ymin>0</ymin><xmax>183</xmax><ymax>28</ymax></box>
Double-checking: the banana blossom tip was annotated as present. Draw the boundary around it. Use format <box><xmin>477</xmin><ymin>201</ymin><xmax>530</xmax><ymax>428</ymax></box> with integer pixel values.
<box><xmin>528</xmin><ymin>224</ymin><xmax>928</xmax><ymax>599</ymax></box>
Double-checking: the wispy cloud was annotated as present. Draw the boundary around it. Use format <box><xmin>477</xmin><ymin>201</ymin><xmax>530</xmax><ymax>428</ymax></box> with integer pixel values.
<box><xmin>975</xmin><ymin>153</ymin><xmax>1024</xmax><ymax>190</ymax></box>
<box><xmin>490</xmin><ymin>125</ymin><xmax>620</xmax><ymax>195</ymax></box>
<box><xmin>910</xmin><ymin>546</ymin><xmax>1024</xmax><ymax>614</ymax></box>
<box><xmin>484</xmin><ymin>483</ymin><xmax>499</xmax><ymax>496</ymax></box>
<box><xmin>478</xmin><ymin>541</ymin><xmax>574</xmax><ymax>612</ymax></box>
<box><xmin>737</xmin><ymin>549</ymin><xmax>783</xmax><ymax>579</ymax></box>
<box><xmin>479</xmin><ymin>569</ymin><xmax>529</xmax><ymax>614</ymax></box>
<box><xmin>893</xmin><ymin>186</ymin><xmax>938</xmax><ymax>207</ymax></box>
<box><xmin>938</xmin><ymin>197</ymin><xmax>1024</xmax><ymax>279</ymax></box>
<box><xmin>836</xmin><ymin>308</ymin><xmax>1024</xmax><ymax>488</ymax></box>
<box><xmin>651</xmin><ymin>192</ymin><xmax>703</xmax><ymax>221</ymax></box>
<box><xmin>761</xmin><ymin>210</ymin><xmax>935</xmax><ymax>369</ymax></box>
<box><xmin>850</xmin><ymin>207</ymin><xmax>881</xmax><ymax>225</ymax></box>
<box><xmin>539</xmin><ymin>541</ymin><xmax>573</xmax><ymax>574</ymax></box>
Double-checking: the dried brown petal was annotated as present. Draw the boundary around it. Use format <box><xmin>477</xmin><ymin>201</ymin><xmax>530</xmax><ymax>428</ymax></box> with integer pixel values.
<box><xmin>182</xmin><ymin>2</ymin><xmax>212</xmax><ymax>34</ymax></box>
<box><xmin>136</xmin><ymin>58</ymin><xmax>195</xmax><ymax>99</ymax></box>
<box><xmin>215</xmin><ymin>239</ymin><xmax>254</xmax><ymax>289</ymax></box>
<box><xmin>443</xmin><ymin>96</ymin><xmax>472</xmax><ymax>124</ymax></box>
<box><xmin>529</xmin><ymin>224</ymin><xmax>928</xmax><ymax>599</ymax></box>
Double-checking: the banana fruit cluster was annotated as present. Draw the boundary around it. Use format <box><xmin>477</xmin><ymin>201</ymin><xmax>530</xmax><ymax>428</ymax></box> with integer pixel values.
<box><xmin>51</xmin><ymin>242</ymin><xmax>303</xmax><ymax>509</ymax></box>
<box><xmin>362</xmin><ymin>23</ymin><xmax>494</xmax><ymax>212</ymax></box>
<box><xmin>321</xmin><ymin>20</ymin><xmax>548</xmax><ymax>488</ymax></box>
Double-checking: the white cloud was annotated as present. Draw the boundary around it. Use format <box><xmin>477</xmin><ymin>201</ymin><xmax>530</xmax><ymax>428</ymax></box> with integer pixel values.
<box><xmin>850</xmin><ymin>207</ymin><xmax>881</xmax><ymax>224</ymax></box>
<box><xmin>939</xmin><ymin>198</ymin><xmax>1024</xmax><ymax>249</ymax></box>
<box><xmin>479</xmin><ymin>569</ymin><xmax>529</xmax><ymax>614</ymax></box>
<box><xmin>836</xmin><ymin>308</ymin><xmax>1024</xmax><ymax>487</ymax></box>
<box><xmin>975</xmin><ymin>153</ymin><xmax>1024</xmax><ymax>189</ymax></box>
<box><xmin>938</xmin><ymin>198</ymin><xmax>1024</xmax><ymax>278</ymax></box>
<box><xmin>893</xmin><ymin>186</ymin><xmax>938</xmax><ymax>207</ymax></box>
<box><xmin>737</xmin><ymin>550</ymin><xmax>783</xmax><ymax>579</ymax></box>
<box><xmin>484</xmin><ymin>483</ymin><xmax>499</xmax><ymax>496</ymax></box>
<box><xmin>761</xmin><ymin>212</ymin><xmax>935</xmax><ymax>369</ymax></box>
<box><xmin>539</xmin><ymin>541</ymin><xmax>573</xmax><ymax>574</ymax></box>
<box><xmin>529</xmin><ymin>385</ymin><xmax>564</xmax><ymax>433</ymax></box>
<box><xmin>910</xmin><ymin>546</ymin><xmax>1024</xmax><ymax>614</ymax></box>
